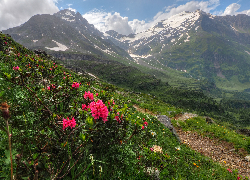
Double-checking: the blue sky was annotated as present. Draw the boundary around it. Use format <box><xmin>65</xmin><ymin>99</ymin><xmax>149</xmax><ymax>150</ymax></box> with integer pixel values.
<box><xmin>1</xmin><ymin>0</ymin><xmax>250</xmax><ymax>35</ymax></box>
<box><xmin>57</xmin><ymin>0</ymin><xmax>250</xmax><ymax>21</ymax></box>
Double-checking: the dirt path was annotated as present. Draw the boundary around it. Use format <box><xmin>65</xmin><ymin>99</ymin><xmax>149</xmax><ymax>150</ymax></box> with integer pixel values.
<box><xmin>133</xmin><ymin>106</ymin><xmax>250</xmax><ymax>178</ymax></box>
<box><xmin>173</xmin><ymin>113</ymin><xmax>250</xmax><ymax>178</ymax></box>
<box><xmin>176</xmin><ymin>129</ymin><xmax>250</xmax><ymax>178</ymax></box>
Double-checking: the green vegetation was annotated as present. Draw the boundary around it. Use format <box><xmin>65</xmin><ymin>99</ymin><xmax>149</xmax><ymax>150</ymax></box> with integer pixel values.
<box><xmin>0</xmin><ymin>33</ymin><xmax>248</xmax><ymax>179</ymax></box>
<box><xmin>54</xmin><ymin>52</ymin><xmax>250</xmax><ymax>129</ymax></box>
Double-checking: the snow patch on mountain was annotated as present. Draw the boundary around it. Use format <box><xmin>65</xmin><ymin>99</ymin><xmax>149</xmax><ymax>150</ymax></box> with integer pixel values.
<box><xmin>245</xmin><ymin>51</ymin><xmax>250</xmax><ymax>55</ymax></box>
<box><xmin>116</xmin><ymin>10</ymin><xmax>200</xmax><ymax>48</ymax></box>
<box><xmin>65</xmin><ymin>11</ymin><xmax>75</xmax><ymax>17</ymax></box>
<box><xmin>230</xmin><ymin>25</ymin><xmax>239</xmax><ymax>32</ymax></box>
<box><xmin>62</xmin><ymin>16</ymin><xmax>75</xmax><ymax>22</ymax></box>
<box><xmin>45</xmin><ymin>40</ymin><xmax>68</xmax><ymax>51</ymax></box>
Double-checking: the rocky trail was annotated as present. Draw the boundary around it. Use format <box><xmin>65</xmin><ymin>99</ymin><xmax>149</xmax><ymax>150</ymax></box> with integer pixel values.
<box><xmin>174</xmin><ymin>114</ymin><xmax>250</xmax><ymax>178</ymax></box>
<box><xmin>173</xmin><ymin>113</ymin><xmax>250</xmax><ymax>178</ymax></box>
<box><xmin>177</xmin><ymin>128</ymin><xmax>250</xmax><ymax>178</ymax></box>
<box><xmin>133</xmin><ymin>105</ymin><xmax>250</xmax><ymax>178</ymax></box>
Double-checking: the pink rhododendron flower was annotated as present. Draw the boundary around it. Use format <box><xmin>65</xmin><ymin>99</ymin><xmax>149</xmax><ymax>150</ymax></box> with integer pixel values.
<box><xmin>150</xmin><ymin>148</ymin><xmax>154</xmax><ymax>151</ymax></box>
<box><xmin>89</xmin><ymin>100</ymin><xmax>109</xmax><ymax>123</ymax></box>
<box><xmin>69</xmin><ymin>117</ymin><xmax>76</xmax><ymax>128</ymax></box>
<box><xmin>115</xmin><ymin>116</ymin><xmax>121</xmax><ymax>123</ymax></box>
<box><xmin>13</xmin><ymin>66</ymin><xmax>19</xmax><ymax>71</ymax></box>
<box><xmin>72</xmin><ymin>82</ymin><xmax>80</xmax><ymax>88</ymax></box>
<box><xmin>4</xmin><ymin>42</ymin><xmax>7</xmax><ymax>45</ymax></box>
<box><xmin>63</xmin><ymin>117</ymin><xmax>76</xmax><ymax>130</ymax></box>
<box><xmin>47</xmin><ymin>86</ymin><xmax>50</xmax><ymax>90</ymax></box>
<box><xmin>142</xmin><ymin>126</ymin><xmax>145</xmax><ymax>130</ymax></box>
<box><xmin>63</xmin><ymin>77</ymin><xmax>66</xmax><ymax>79</ymax></box>
<box><xmin>82</xmin><ymin>104</ymin><xmax>89</xmax><ymax>111</ymax></box>
<box><xmin>96</xmin><ymin>93</ymin><xmax>98</xmax><ymax>96</ymax></box>
<box><xmin>227</xmin><ymin>168</ymin><xmax>232</xmax><ymax>173</ymax></box>
<box><xmin>84</xmin><ymin>91</ymin><xmax>94</xmax><ymax>100</ymax></box>
<box><xmin>144</xmin><ymin>122</ymin><xmax>148</xmax><ymax>126</ymax></box>
<box><xmin>237</xmin><ymin>177</ymin><xmax>241</xmax><ymax>180</ymax></box>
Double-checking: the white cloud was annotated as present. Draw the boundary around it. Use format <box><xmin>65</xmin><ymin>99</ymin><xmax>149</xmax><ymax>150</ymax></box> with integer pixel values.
<box><xmin>221</xmin><ymin>3</ymin><xmax>250</xmax><ymax>16</ymax></box>
<box><xmin>129</xmin><ymin>19</ymin><xmax>148</xmax><ymax>34</ymax></box>
<box><xmin>83</xmin><ymin>0</ymin><xmax>220</xmax><ymax>35</ymax></box>
<box><xmin>152</xmin><ymin>0</ymin><xmax>219</xmax><ymax>24</ymax></box>
<box><xmin>83</xmin><ymin>10</ymin><xmax>133</xmax><ymax>35</ymax></box>
<box><xmin>82</xmin><ymin>9</ymin><xmax>108</xmax><ymax>32</ymax></box>
<box><xmin>222</xmin><ymin>3</ymin><xmax>241</xmax><ymax>15</ymax></box>
<box><xmin>105</xmin><ymin>12</ymin><xmax>133</xmax><ymax>35</ymax></box>
<box><xmin>0</xmin><ymin>0</ymin><xmax>59</xmax><ymax>31</ymax></box>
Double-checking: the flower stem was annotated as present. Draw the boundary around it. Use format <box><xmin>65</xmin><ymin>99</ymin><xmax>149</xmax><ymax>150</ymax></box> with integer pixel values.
<box><xmin>6</xmin><ymin>120</ymin><xmax>13</xmax><ymax>180</ymax></box>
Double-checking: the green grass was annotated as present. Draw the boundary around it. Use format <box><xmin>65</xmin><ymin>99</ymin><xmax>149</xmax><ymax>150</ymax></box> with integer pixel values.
<box><xmin>215</xmin><ymin>75</ymin><xmax>250</xmax><ymax>92</ymax></box>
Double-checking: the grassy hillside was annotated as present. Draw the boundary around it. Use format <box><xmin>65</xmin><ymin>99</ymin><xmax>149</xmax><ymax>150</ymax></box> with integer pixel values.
<box><xmin>0</xmin><ymin>33</ymin><xmax>248</xmax><ymax>179</ymax></box>
<box><xmin>54</xmin><ymin>51</ymin><xmax>250</xmax><ymax>129</ymax></box>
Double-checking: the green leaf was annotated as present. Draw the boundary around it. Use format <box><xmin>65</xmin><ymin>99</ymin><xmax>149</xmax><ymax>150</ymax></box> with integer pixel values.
<box><xmin>33</xmin><ymin>153</ymin><xmax>38</xmax><ymax>160</ymax></box>
<box><xmin>22</xmin><ymin>177</ymin><xmax>29</xmax><ymax>180</ymax></box>
<box><xmin>86</xmin><ymin>116</ymin><xmax>94</xmax><ymax>127</ymax></box>
<box><xmin>0</xmin><ymin>91</ymin><xmax>5</xmax><ymax>97</ymax></box>
<box><xmin>80</xmin><ymin>133</ymin><xmax>86</xmax><ymax>141</ymax></box>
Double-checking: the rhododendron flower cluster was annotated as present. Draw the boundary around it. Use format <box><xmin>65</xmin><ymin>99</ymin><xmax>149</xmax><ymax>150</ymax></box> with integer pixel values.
<box><xmin>115</xmin><ymin>116</ymin><xmax>121</xmax><ymax>123</ymax></box>
<box><xmin>84</xmin><ymin>91</ymin><xmax>94</xmax><ymax>101</ymax></box>
<box><xmin>13</xmin><ymin>66</ymin><xmax>19</xmax><ymax>71</ymax></box>
<box><xmin>115</xmin><ymin>112</ymin><xmax>123</xmax><ymax>123</ymax></box>
<box><xmin>82</xmin><ymin>104</ymin><xmax>89</xmax><ymax>111</ymax></box>
<box><xmin>89</xmin><ymin>100</ymin><xmax>109</xmax><ymax>123</ymax></box>
<box><xmin>63</xmin><ymin>117</ymin><xmax>76</xmax><ymax>130</ymax></box>
<box><xmin>72</xmin><ymin>82</ymin><xmax>80</xmax><ymax>88</ymax></box>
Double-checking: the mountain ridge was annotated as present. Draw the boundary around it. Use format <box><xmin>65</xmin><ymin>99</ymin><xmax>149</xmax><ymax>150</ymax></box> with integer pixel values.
<box><xmin>105</xmin><ymin>10</ymin><xmax>250</xmax><ymax>93</ymax></box>
<box><xmin>3</xmin><ymin>9</ymin><xmax>134</xmax><ymax>63</ymax></box>
<box><xmin>3</xmin><ymin>9</ymin><xmax>250</xmax><ymax>99</ymax></box>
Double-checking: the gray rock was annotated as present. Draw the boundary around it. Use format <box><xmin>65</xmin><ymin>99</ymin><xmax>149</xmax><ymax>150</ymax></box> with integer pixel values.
<box><xmin>245</xmin><ymin>155</ymin><xmax>250</xmax><ymax>162</ymax></box>
<box><xmin>237</xmin><ymin>129</ymin><xmax>250</xmax><ymax>136</ymax></box>
<box><xmin>157</xmin><ymin>115</ymin><xmax>181</xmax><ymax>143</ymax></box>
<box><xmin>205</xmin><ymin>116</ymin><xmax>214</xmax><ymax>124</ymax></box>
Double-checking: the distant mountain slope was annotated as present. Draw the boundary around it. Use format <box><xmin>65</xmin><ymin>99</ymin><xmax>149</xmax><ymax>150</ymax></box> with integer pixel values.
<box><xmin>105</xmin><ymin>10</ymin><xmax>250</xmax><ymax>93</ymax></box>
<box><xmin>3</xmin><ymin>9</ymin><xmax>133</xmax><ymax>62</ymax></box>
